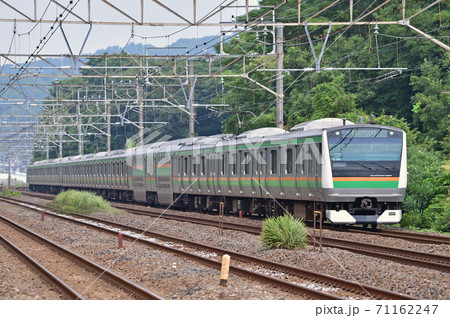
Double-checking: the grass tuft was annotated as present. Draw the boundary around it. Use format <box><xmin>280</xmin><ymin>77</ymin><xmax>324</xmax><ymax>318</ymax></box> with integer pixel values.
<box><xmin>48</xmin><ymin>190</ymin><xmax>123</xmax><ymax>215</ymax></box>
<box><xmin>259</xmin><ymin>214</ymin><xmax>308</xmax><ymax>250</ymax></box>
<box><xmin>0</xmin><ymin>188</ymin><xmax>22</xmax><ymax>198</ymax></box>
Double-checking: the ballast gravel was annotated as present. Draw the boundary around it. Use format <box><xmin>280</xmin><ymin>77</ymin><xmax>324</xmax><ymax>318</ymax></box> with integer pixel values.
<box><xmin>0</xmin><ymin>197</ymin><xmax>448</xmax><ymax>300</ymax></box>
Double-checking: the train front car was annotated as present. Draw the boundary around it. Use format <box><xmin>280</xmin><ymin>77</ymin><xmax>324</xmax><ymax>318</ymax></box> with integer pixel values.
<box><xmin>321</xmin><ymin>125</ymin><xmax>407</xmax><ymax>228</ymax></box>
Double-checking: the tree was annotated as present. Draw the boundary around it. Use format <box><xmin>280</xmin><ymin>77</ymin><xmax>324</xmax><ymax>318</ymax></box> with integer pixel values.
<box><xmin>410</xmin><ymin>59</ymin><xmax>450</xmax><ymax>153</ymax></box>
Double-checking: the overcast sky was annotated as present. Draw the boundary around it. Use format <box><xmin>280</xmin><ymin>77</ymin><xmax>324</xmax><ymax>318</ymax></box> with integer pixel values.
<box><xmin>0</xmin><ymin>0</ymin><xmax>260</xmax><ymax>60</ymax></box>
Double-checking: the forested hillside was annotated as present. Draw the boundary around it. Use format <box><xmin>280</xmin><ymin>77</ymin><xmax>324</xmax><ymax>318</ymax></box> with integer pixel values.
<box><xmin>35</xmin><ymin>0</ymin><xmax>449</xmax><ymax>232</ymax></box>
<box><xmin>216</xmin><ymin>0</ymin><xmax>449</xmax><ymax>232</ymax></box>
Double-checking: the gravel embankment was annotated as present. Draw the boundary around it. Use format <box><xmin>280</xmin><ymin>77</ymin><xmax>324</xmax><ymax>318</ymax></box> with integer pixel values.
<box><xmin>1</xmin><ymin>197</ymin><xmax>449</xmax><ymax>300</ymax></box>
<box><xmin>0</xmin><ymin>243</ymin><xmax>63</xmax><ymax>300</ymax></box>
<box><xmin>0</xmin><ymin>202</ymin><xmax>303</xmax><ymax>300</ymax></box>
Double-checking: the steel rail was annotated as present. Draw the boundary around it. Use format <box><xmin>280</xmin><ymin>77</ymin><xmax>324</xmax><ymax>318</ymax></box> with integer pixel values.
<box><xmin>0</xmin><ymin>233</ymin><xmax>85</xmax><ymax>300</ymax></box>
<box><xmin>1</xmin><ymin>196</ymin><xmax>416</xmax><ymax>299</ymax></box>
<box><xmin>13</xmin><ymin>193</ymin><xmax>450</xmax><ymax>271</ymax></box>
<box><xmin>346</xmin><ymin>227</ymin><xmax>449</xmax><ymax>245</ymax></box>
<box><xmin>0</xmin><ymin>212</ymin><xmax>163</xmax><ymax>300</ymax></box>
<box><xmin>319</xmin><ymin>237</ymin><xmax>450</xmax><ymax>273</ymax></box>
<box><xmin>68</xmin><ymin>213</ymin><xmax>416</xmax><ymax>300</ymax></box>
<box><xmin>22</xmin><ymin>191</ymin><xmax>450</xmax><ymax>245</ymax></box>
<box><xmin>0</xmin><ymin>197</ymin><xmax>341</xmax><ymax>299</ymax></box>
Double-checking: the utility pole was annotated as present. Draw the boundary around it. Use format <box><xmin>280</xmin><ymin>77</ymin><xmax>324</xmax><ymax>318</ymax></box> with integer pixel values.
<box><xmin>59</xmin><ymin>126</ymin><xmax>63</xmax><ymax>158</ymax></box>
<box><xmin>275</xmin><ymin>25</ymin><xmax>284</xmax><ymax>129</ymax></box>
<box><xmin>137</xmin><ymin>84</ymin><xmax>144</xmax><ymax>146</ymax></box>
<box><xmin>76</xmin><ymin>101</ymin><xmax>83</xmax><ymax>155</ymax></box>
<box><xmin>46</xmin><ymin>132</ymin><xmax>50</xmax><ymax>160</ymax></box>
<box><xmin>188</xmin><ymin>59</ymin><xmax>196</xmax><ymax>138</ymax></box>
<box><xmin>8</xmin><ymin>148</ymin><xmax>11</xmax><ymax>188</ymax></box>
<box><xmin>106</xmin><ymin>102</ymin><xmax>111</xmax><ymax>152</ymax></box>
<box><xmin>104</xmin><ymin>80</ymin><xmax>111</xmax><ymax>152</ymax></box>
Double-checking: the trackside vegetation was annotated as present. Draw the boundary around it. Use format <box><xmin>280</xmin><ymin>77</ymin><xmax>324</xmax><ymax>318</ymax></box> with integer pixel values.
<box><xmin>0</xmin><ymin>188</ymin><xmax>22</xmax><ymax>198</ymax></box>
<box><xmin>48</xmin><ymin>190</ymin><xmax>123</xmax><ymax>215</ymax></box>
<box><xmin>401</xmin><ymin>146</ymin><xmax>450</xmax><ymax>233</ymax></box>
<box><xmin>260</xmin><ymin>215</ymin><xmax>308</xmax><ymax>250</ymax></box>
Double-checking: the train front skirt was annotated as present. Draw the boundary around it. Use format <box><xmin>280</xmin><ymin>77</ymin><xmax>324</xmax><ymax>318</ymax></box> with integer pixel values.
<box><xmin>326</xmin><ymin>209</ymin><xmax>402</xmax><ymax>224</ymax></box>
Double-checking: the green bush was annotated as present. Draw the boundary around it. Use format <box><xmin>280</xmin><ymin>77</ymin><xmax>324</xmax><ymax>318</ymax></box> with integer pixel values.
<box><xmin>0</xmin><ymin>188</ymin><xmax>22</xmax><ymax>198</ymax></box>
<box><xmin>48</xmin><ymin>190</ymin><xmax>122</xmax><ymax>215</ymax></box>
<box><xmin>259</xmin><ymin>214</ymin><xmax>308</xmax><ymax>250</ymax></box>
<box><xmin>401</xmin><ymin>145</ymin><xmax>449</xmax><ymax>232</ymax></box>
<box><xmin>425</xmin><ymin>199</ymin><xmax>450</xmax><ymax>233</ymax></box>
<box><xmin>402</xmin><ymin>145</ymin><xmax>443</xmax><ymax>215</ymax></box>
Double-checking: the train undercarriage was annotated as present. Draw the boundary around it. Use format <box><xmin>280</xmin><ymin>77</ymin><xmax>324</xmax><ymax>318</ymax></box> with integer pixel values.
<box><xmin>28</xmin><ymin>184</ymin><xmax>399</xmax><ymax>229</ymax></box>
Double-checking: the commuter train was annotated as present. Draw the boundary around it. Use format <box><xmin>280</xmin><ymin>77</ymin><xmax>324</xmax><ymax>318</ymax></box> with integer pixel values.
<box><xmin>27</xmin><ymin>118</ymin><xmax>407</xmax><ymax>228</ymax></box>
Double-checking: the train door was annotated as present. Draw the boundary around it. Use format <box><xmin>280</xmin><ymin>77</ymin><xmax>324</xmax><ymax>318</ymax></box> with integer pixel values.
<box><xmin>209</xmin><ymin>153</ymin><xmax>218</xmax><ymax>195</ymax></box>
<box><xmin>95</xmin><ymin>163</ymin><xmax>99</xmax><ymax>188</ymax></box>
<box><xmin>255</xmin><ymin>149</ymin><xmax>265</xmax><ymax>198</ymax></box>
<box><xmin>172</xmin><ymin>155</ymin><xmax>181</xmax><ymax>193</ymax></box>
<box><xmin>229</xmin><ymin>152</ymin><xmax>238</xmax><ymax>196</ymax></box>
<box><xmin>206</xmin><ymin>154</ymin><xmax>214</xmax><ymax>195</ymax></box>
<box><xmin>188</xmin><ymin>155</ymin><xmax>193</xmax><ymax>192</ymax></box>
<box><xmin>282</xmin><ymin>147</ymin><xmax>295</xmax><ymax>198</ymax></box>
<box><xmin>265</xmin><ymin>148</ymin><xmax>281</xmax><ymax>198</ymax></box>
<box><xmin>217</xmin><ymin>153</ymin><xmax>228</xmax><ymax>195</ymax></box>
<box><xmin>181</xmin><ymin>156</ymin><xmax>190</xmax><ymax>191</ymax></box>
<box><xmin>306</xmin><ymin>142</ymin><xmax>318</xmax><ymax>198</ymax></box>
<box><xmin>316</xmin><ymin>142</ymin><xmax>322</xmax><ymax>199</ymax></box>
<box><xmin>296</xmin><ymin>144</ymin><xmax>308</xmax><ymax>198</ymax></box>
<box><xmin>133</xmin><ymin>149</ymin><xmax>146</xmax><ymax>202</ymax></box>
<box><xmin>121</xmin><ymin>161</ymin><xmax>126</xmax><ymax>188</ymax></box>
<box><xmin>250</xmin><ymin>150</ymin><xmax>261</xmax><ymax>197</ymax></box>
<box><xmin>199</xmin><ymin>154</ymin><xmax>209</xmax><ymax>195</ymax></box>
<box><xmin>238</xmin><ymin>151</ymin><xmax>250</xmax><ymax>196</ymax></box>
<box><xmin>116</xmin><ymin>161</ymin><xmax>120</xmax><ymax>188</ymax></box>
<box><xmin>260</xmin><ymin>149</ymin><xmax>270</xmax><ymax>199</ymax></box>
<box><xmin>191</xmin><ymin>153</ymin><xmax>200</xmax><ymax>193</ymax></box>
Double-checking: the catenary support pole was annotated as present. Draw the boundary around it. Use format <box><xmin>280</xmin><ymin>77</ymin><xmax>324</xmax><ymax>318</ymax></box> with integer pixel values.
<box><xmin>275</xmin><ymin>26</ymin><xmax>284</xmax><ymax>129</ymax></box>
<box><xmin>188</xmin><ymin>59</ymin><xmax>196</xmax><ymax>138</ymax></box>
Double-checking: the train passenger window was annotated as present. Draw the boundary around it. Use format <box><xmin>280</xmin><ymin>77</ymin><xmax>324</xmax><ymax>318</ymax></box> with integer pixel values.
<box><xmin>201</xmin><ymin>156</ymin><xmax>206</xmax><ymax>175</ymax></box>
<box><xmin>242</xmin><ymin>152</ymin><xmax>249</xmax><ymax>175</ymax></box>
<box><xmin>259</xmin><ymin>151</ymin><xmax>267</xmax><ymax>175</ymax></box>
<box><xmin>286</xmin><ymin>148</ymin><xmax>293</xmax><ymax>174</ymax></box>
<box><xmin>231</xmin><ymin>153</ymin><xmax>237</xmax><ymax>175</ymax></box>
<box><xmin>184</xmin><ymin>157</ymin><xmax>188</xmax><ymax>176</ymax></box>
<box><xmin>221</xmin><ymin>154</ymin><xmax>226</xmax><ymax>175</ymax></box>
<box><xmin>297</xmin><ymin>146</ymin><xmax>305</xmax><ymax>175</ymax></box>
<box><xmin>193</xmin><ymin>156</ymin><xmax>198</xmax><ymax>175</ymax></box>
<box><xmin>270</xmin><ymin>150</ymin><xmax>278</xmax><ymax>174</ymax></box>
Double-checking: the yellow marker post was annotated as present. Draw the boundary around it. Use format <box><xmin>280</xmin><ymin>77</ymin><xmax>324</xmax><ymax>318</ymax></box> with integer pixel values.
<box><xmin>219</xmin><ymin>254</ymin><xmax>230</xmax><ymax>287</ymax></box>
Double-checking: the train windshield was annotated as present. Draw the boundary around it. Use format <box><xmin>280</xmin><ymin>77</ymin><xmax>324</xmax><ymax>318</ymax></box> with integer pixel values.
<box><xmin>327</xmin><ymin>128</ymin><xmax>402</xmax><ymax>162</ymax></box>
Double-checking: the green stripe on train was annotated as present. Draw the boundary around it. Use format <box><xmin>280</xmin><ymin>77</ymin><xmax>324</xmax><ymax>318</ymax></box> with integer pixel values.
<box><xmin>333</xmin><ymin>181</ymin><xmax>399</xmax><ymax>188</ymax></box>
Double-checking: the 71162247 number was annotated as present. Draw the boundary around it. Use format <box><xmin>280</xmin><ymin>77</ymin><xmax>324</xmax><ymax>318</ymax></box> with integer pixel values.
<box><xmin>376</xmin><ymin>305</ymin><xmax>438</xmax><ymax>315</ymax></box>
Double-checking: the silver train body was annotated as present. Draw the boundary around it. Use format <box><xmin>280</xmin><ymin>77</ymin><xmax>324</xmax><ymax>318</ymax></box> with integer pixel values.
<box><xmin>28</xmin><ymin>118</ymin><xmax>407</xmax><ymax>225</ymax></box>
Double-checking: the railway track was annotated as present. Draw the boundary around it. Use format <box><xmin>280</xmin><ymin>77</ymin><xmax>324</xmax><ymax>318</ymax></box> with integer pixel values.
<box><xmin>91</xmin><ymin>201</ymin><xmax>450</xmax><ymax>273</ymax></box>
<box><xmin>21</xmin><ymin>191</ymin><xmax>450</xmax><ymax>246</ymax></box>
<box><xmin>322</xmin><ymin>224</ymin><xmax>450</xmax><ymax>245</ymax></box>
<box><xmin>0</xmin><ymin>212</ymin><xmax>163</xmax><ymax>300</ymax></box>
<box><xmin>11</xmin><ymin>193</ymin><xmax>450</xmax><ymax>271</ymax></box>
<box><xmin>0</xmin><ymin>196</ymin><xmax>417</xmax><ymax>300</ymax></box>
<box><xmin>0</xmin><ymin>233</ymin><xmax>84</xmax><ymax>300</ymax></box>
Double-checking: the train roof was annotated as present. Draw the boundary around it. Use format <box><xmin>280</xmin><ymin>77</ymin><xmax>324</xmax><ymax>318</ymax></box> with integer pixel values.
<box><xmin>290</xmin><ymin>118</ymin><xmax>355</xmax><ymax>132</ymax></box>
<box><xmin>30</xmin><ymin>118</ymin><xmax>404</xmax><ymax>167</ymax></box>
